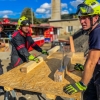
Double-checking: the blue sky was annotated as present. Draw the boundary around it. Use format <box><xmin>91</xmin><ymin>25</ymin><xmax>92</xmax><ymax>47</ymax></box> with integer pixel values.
<box><xmin>0</xmin><ymin>0</ymin><xmax>100</xmax><ymax>18</ymax></box>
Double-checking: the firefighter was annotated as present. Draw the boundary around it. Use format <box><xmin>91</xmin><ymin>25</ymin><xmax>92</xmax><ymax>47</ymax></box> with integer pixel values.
<box><xmin>10</xmin><ymin>16</ymin><xmax>48</xmax><ymax>68</ymax></box>
<box><xmin>63</xmin><ymin>0</ymin><xmax>100</xmax><ymax>100</ymax></box>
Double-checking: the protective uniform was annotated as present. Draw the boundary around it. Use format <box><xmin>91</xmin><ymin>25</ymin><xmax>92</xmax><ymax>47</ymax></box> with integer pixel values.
<box><xmin>63</xmin><ymin>0</ymin><xmax>100</xmax><ymax>100</ymax></box>
<box><xmin>11</xmin><ymin>30</ymin><xmax>42</xmax><ymax>68</ymax></box>
<box><xmin>10</xmin><ymin>16</ymin><xmax>43</xmax><ymax>68</ymax></box>
<box><xmin>77</xmin><ymin>1</ymin><xmax>100</xmax><ymax>100</ymax></box>
<box><xmin>76</xmin><ymin>1</ymin><xmax>100</xmax><ymax>99</ymax></box>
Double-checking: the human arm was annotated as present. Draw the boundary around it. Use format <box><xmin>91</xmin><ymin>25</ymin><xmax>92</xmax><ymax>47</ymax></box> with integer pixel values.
<box><xmin>29</xmin><ymin>36</ymin><xmax>48</xmax><ymax>55</ymax></box>
<box><xmin>64</xmin><ymin>28</ymin><xmax>100</xmax><ymax>94</ymax></box>
<box><xmin>63</xmin><ymin>49</ymin><xmax>100</xmax><ymax>94</ymax></box>
<box><xmin>81</xmin><ymin>49</ymin><xmax>100</xmax><ymax>85</ymax></box>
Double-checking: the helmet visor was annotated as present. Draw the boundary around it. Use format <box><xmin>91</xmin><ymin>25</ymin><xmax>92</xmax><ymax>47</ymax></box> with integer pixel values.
<box><xmin>21</xmin><ymin>20</ymin><xmax>30</xmax><ymax>26</ymax></box>
<box><xmin>77</xmin><ymin>3</ymin><xmax>94</xmax><ymax>15</ymax></box>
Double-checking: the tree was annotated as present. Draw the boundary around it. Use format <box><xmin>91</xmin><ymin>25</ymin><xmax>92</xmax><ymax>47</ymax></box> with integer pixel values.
<box><xmin>20</xmin><ymin>8</ymin><xmax>41</xmax><ymax>24</ymax></box>
<box><xmin>61</xmin><ymin>13</ymin><xmax>77</xmax><ymax>19</ymax></box>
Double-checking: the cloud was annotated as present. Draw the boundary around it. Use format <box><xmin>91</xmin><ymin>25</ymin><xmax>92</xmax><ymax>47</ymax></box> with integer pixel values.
<box><xmin>69</xmin><ymin>8</ymin><xmax>72</xmax><ymax>12</ymax></box>
<box><xmin>0</xmin><ymin>10</ymin><xmax>20</xmax><ymax>17</ymax></box>
<box><xmin>36</xmin><ymin>3</ymin><xmax>51</xmax><ymax>18</ymax></box>
<box><xmin>61</xmin><ymin>3</ymin><xmax>68</xmax><ymax>8</ymax></box>
<box><xmin>36</xmin><ymin>8</ymin><xmax>46</xmax><ymax>13</ymax></box>
<box><xmin>45</xmin><ymin>10</ymin><xmax>50</xmax><ymax>14</ymax></box>
<box><xmin>0</xmin><ymin>10</ymin><xmax>13</xmax><ymax>15</ymax></box>
<box><xmin>40</xmin><ymin>3</ymin><xmax>51</xmax><ymax>9</ymax></box>
<box><xmin>42</xmin><ymin>13</ymin><xmax>51</xmax><ymax>18</ymax></box>
<box><xmin>36</xmin><ymin>2</ymin><xmax>68</xmax><ymax>18</ymax></box>
<box><xmin>3</xmin><ymin>15</ymin><xmax>8</xmax><ymax>18</ymax></box>
<box><xmin>70</xmin><ymin>0</ymin><xmax>83</xmax><ymax>8</ymax></box>
<box><xmin>36</xmin><ymin>3</ymin><xmax>51</xmax><ymax>14</ymax></box>
<box><xmin>61</xmin><ymin>10</ymin><xmax>69</xmax><ymax>15</ymax></box>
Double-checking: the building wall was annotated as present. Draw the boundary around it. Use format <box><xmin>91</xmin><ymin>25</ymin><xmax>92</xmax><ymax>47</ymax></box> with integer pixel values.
<box><xmin>49</xmin><ymin>19</ymin><xmax>81</xmax><ymax>35</ymax></box>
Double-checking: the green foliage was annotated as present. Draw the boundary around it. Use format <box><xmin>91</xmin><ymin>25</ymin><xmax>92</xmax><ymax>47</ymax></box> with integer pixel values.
<box><xmin>38</xmin><ymin>18</ymin><xmax>49</xmax><ymax>23</ymax></box>
<box><xmin>34</xmin><ymin>17</ymin><xmax>41</xmax><ymax>24</ymax></box>
<box><xmin>20</xmin><ymin>8</ymin><xmax>41</xmax><ymax>24</ymax></box>
<box><xmin>37</xmin><ymin>13</ymin><xmax>77</xmax><ymax>23</ymax></box>
<box><xmin>61</xmin><ymin>13</ymin><xmax>77</xmax><ymax>19</ymax></box>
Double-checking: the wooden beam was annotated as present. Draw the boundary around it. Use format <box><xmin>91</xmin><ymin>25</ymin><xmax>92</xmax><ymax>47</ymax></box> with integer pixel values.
<box><xmin>69</xmin><ymin>36</ymin><xmax>75</xmax><ymax>53</ymax></box>
<box><xmin>20</xmin><ymin>46</ymin><xmax>60</xmax><ymax>73</ymax></box>
<box><xmin>47</xmin><ymin>46</ymin><xmax>60</xmax><ymax>58</ymax></box>
<box><xmin>71</xmin><ymin>52</ymin><xmax>85</xmax><ymax>65</ymax></box>
<box><xmin>20</xmin><ymin>57</ymin><xmax>43</xmax><ymax>73</ymax></box>
<box><xmin>54</xmin><ymin>56</ymin><xmax>71</xmax><ymax>82</ymax></box>
<box><xmin>46</xmin><ymin>94</ymin><xmax>56</xmax><ymax>100</ymax></box>
<box><xmin>54</xmin><ymin>69</ymin><xmax>65</xmax><ymax>82</ymax></box>
<box><xmin>72</xmin><ymin>52</ymin><xmax>84</xmax><ymax>58</ymax></box>
<box><xmin>71</xmin><ymin>57</ymin><xmax>85</xmax><ymax>65</ymax></box>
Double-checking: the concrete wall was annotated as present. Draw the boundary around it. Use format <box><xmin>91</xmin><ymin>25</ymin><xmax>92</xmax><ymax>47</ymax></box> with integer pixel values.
<box><xmin>49</xmin><ymin>19</ymin><xmax>81</xmax><ymax>35</ymax></box>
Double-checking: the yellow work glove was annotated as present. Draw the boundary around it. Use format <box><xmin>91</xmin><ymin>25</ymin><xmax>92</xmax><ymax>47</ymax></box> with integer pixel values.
<box><xmin>28</xmin><ymin>54</ymin><xmax>40</xmax><ymax>63</ymax></box>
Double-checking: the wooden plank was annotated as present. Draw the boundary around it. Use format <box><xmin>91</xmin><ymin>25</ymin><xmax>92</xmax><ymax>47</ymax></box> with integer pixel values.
<box><xmin>47</xmin><ymin>46</ymin><xmax>60</xmax><ymax>58</ymax></box>
<box><xmin>20</xmin><ymin>57</ymin><xmax>43</xmax><ymax>73</ymax></box>
<box><xmin>69</xmin><ymin>36</ymin><xmax>75</xmax><ymax>53</ymax></box>
<box><xmin>0</xmin><ymin>52</ymin><xmax>82</xmax><ymax>99</ymax></box>
<box><xmin>54</xmin><ymin>69</ymin><xmax>65</xmax><ymax>82</ymax></box>
<box><xmin>54</xmin><ymin>56</ymin><xmax>71</xmax><ymax>82</ymax></box>
<box><xmin>72</xmin><ymin>52</ymin><xmax>84</xmax><ymax>58</ymax></box>
<box><xmin>70</xmin><ymin>52</ymin><xmax>85</xmax><ymax>65</ymax></box>
<box><xmin>71</xmin><ymin>58</ymin><xmax>85</xmax><ymax>65</ymax></box>
<box><xmin>67</xmin><ymin>53</ymin><xmax>85</xmax><ymax>72</ymax></box>
<box><xmin>20</xmin><ymin>46</ymin><xmax>60</xmax><ymax>73</ymax></box>
<box><xmin>46</xmin><ymin>94</ymin><xmax>56</xmax><ymax>100</ymax></box>
<box><xmin>66</xmin><ymin>70</ymin><xmax>82</xmax><ymax>82</ymax></box>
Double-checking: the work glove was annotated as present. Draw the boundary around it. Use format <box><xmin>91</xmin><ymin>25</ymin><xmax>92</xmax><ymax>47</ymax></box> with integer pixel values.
<box><xmin>28</xmin><ymin>54</ymin><xmax>40</xmax><ymax>63</ymax></box>
<box><xmin>42</xmin><ymin>50</ymin><xmax>49</xmax><ymax>55</ymax></box>
<box><xmin>63</xmin><ymin>81</ymin><xmax>87</xmax><ymax>95</ymax></box>
<box><xmin>74</xmin><ymin>63</ymin><xmax>84</xmax><ymax>71</ymax></box>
